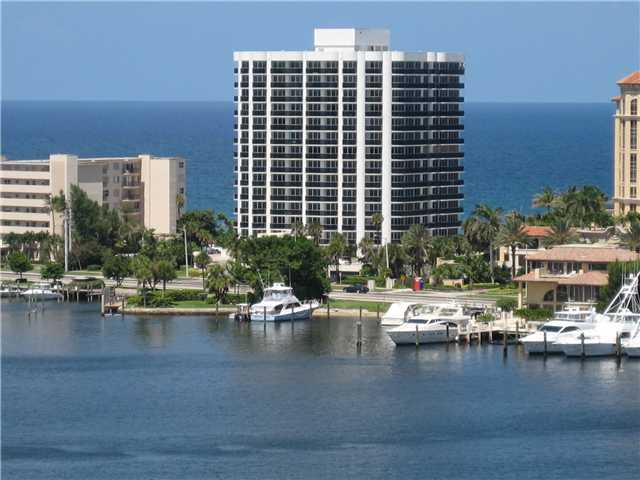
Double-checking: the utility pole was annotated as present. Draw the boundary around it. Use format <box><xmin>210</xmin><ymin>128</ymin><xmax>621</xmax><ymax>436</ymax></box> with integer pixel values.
<box><xmin>64</xmin><ymin>208</ymin><xmax>70</xmax><ymax>272</ymax></box>
<box><xmin>183</xmin><ymin>226</ymin><xmax>189</xmax><ymax>277</ymax></box>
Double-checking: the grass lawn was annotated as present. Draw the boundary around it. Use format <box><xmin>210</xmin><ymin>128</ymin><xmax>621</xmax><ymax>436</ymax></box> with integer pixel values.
<box><xmin>327</xmin><ymin>299</ymin><xmax>391</xmax><ymax>311</ymax></box>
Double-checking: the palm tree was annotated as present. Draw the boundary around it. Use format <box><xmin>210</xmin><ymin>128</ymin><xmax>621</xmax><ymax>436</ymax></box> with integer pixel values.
<box><xmin>326</xmin><ymin>232</ymin><xmax>347</xmax><ymax>282</ymax></box>
<box><xmin>532</xmin><ymin>186</ymin><xmax>557</xmax><ymax>214</ymax></box>
<box><xmin>194</xmin><ymin>249</ymin><xmax>212</xmax><ymax>290</ymax></box>
<box><xmin>401</xmin><ymin>224</ymin><xmax>431</xmax><ymax>276</ymax></box>
<box><xmin>290</xmin><ymin>219</ymin><xmax>306</xmax><ymax>238</ymax></box>
<box><xmin>176</xmin><ymin>193</ymin><xmax>185</xmax><ymax>218</ymax></box>
<box><xmin>207</xmin><ymin>264</ymin><xmax>232</xmax><ymax>305</ymax></box>
<box><xmin>45</xmin><ymin>191</ymin><xmax>67</xmax><ymax>236</ymax></box>
<box><xmin>306</xmin><ymin>222</ymin><xmax>323</xmax><ymax>246</ymax></box>
<box><xmin>618</xmin><ymin>219</ymin><xmax>640</xmax><ymax>252</ymax></box>
<box><xmin>371</xmin><ymin>212</ymin><xmax>384</xmax><ymax>244</ymax></box>
<box><xmin>496</xmin><ymin>211</ymin><xmax>531</xmax><ymax>279</ymax></box>
<box><xmin>543</xmin><ymin>217</ymin><xmax>578</xmax><ymax>247</ymax></box>
<box><xmin>463</xmin><ymin>204</ymin><xmax>503</xmax><ymax>283</ymax></box>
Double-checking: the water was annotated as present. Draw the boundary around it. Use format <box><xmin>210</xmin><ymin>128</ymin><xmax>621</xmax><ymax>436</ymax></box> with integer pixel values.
<box><xmin>1</xmin><ymin>101</ymin><xmax>613</xmax><ymax>216</ymax></box>
<box><xmin>2</xmin><ymin>301</ymin><xmax>639</xmax><ymax>479</ymax></box>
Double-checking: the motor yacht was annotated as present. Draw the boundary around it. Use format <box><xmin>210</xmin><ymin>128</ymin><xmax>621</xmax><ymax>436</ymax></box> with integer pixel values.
<box><xmin>520</xmin><ymin>307</ymin><xmax>598</xmax><ymax>354</ymax></box>
<box><xmin>555</xmin><ymin>273</ymin><xmax>640</xmax><ymax>357</ymax></box>
<box><xmin>380</xmin><ymin>302</ymin><xmax>424</xmax><ymax>327</ymax></box>
<box><xmin>250</xmin><ymin>283</ymin><xmax>319</xmax><ymax>322</ymax></box>
<box><xmin>21</xmin><ymin>283</ymin><xmax>63</xmax><ymax>301</ymax></box>
<box><xmin>387</xmin><ymin>317</ymin><xmax>460</xmax><ymax>345</ymax></box>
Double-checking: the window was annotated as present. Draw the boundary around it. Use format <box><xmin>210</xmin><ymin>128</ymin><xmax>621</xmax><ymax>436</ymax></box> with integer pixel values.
<box><xmin>632</xmin><ymin>98</ymin><xmax>638</xmax><ymax>116</ymax></box>
<box><xmin>632</xmin><ymin>121</ymin><xmax>637</xmax><ymax>149</ymax></box>
<box><xmin>632</xmin><ymin>154</ymin><xmax>637</xmax><ymax>183</ymax></box>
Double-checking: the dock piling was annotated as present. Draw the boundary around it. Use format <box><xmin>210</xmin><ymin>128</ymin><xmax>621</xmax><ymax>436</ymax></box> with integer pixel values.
<box><xmin>580</xmin><ymin>332</ymin><xmax>585</xmax><ymax>358</ymax></box>
<box><xmin>543</xmin><ymin>330</ymin><xmax>548</xmax><ymax>356</ymax></box>
<box><xmin>616</xmin><ymin>332</ymin><xmax>622</xmax><ymax>358</ymax></box>
<box><xmin>376</xmin><ymin>304</ymin><xmax>380</xmax><ymax>322</ymax></box>
<box><xmin>415</xmin><ymin>323</ymin><xmax>419</xmax><ymax>348</ymax></box>
<box><xmin>356</xmin><ymin>321</ymin><xmax>362</xmax><ymax>346</ymax></box>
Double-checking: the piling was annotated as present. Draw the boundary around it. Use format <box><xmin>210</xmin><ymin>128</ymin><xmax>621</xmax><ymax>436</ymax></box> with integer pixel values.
<box><xmin>101</xmin><ymin>292</ymin><xmax>105</xmax><ymax>316</ymax></box>
<box><xmin>291</xmin><ymin>304</ymin><xmax>294</xmax><ymax>331</ymax></box>
<box><xmin>326</xmin><ymin>300</ymin><xmax>330</xmax><ymax>319</ymax></box>
<box><xmin>356</xmin><ymin>321</ymin><xmax>362</xmax><ymax>346</ymax></box>
<box><xmin>580</xmin><ymin>332</ymin><xmax>585</xmax><ymax>358</ymax></box>
<box><xmin>616</xmin><ymin>332</ymin><xmax>622</xmax><ymax>358</ymax></box>
<box><xmin>415</xmin><ymin>323</ymin><xmax>419</xmax><ymax>348</ymax></box>
<box><xmin>264</xmin><ymin>306</ymin><xmax>267</xmax><ymax>323</ymax></box>
<box><xmin>515</xmin><ymin>321</ymin><xmax>520</xmax><ymax>341</ymax></box>
<box><xmin>503</xmin><ymin>321</ymin><xmax>508</xmax><ymax>357</ymax></box>
<box><xmin>446</xmin><ymin>323</ymin><xmax>450</xmax><ymax>342</ymax></box>
<box><xmin>543</xmin><ymin>330</ymin><xmax>548</xmax><ymax>356</ymax></box>
<box><xmin>359</xmin><ymin>306</ymin><xmax>362</xmax><ymax>322</ymax></box>
<box><xmin>489</xmin><ymin>321</ymin><xmax>493</xmax><ymax>343</ymax></box>
<box><xmin>121</xmin><ymin>297</ymin><xmax>125</xmax><ymax>319</ymax></box>
<box><xmin>376</xmin><ymin>304</ymin><xmax>380</xmax><ymax>322</ymax></box>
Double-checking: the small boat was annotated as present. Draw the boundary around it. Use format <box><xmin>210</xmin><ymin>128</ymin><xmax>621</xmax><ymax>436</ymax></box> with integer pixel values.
<box><xmin>250</xmin><ymin>283</ymin><xmax>319</xmax><ymax>322</ymax></box>
<box><xmin>0</xmin><ymin>285</ymin><xmax>21</xmax><ymax>298</ymax></box>
<box><xmin>387</xmin><ymin>317</ymin><xmax>459</xmax><ymax>345</ymax></box>
<box><xmin>380</xmin><ymin>302</ymin><xmax>422</xmax><ymax>327</ymax></box>
<box><xmin>21</xmin><ymin>283</ymin><xmax>63</xmax><ymax>301</ymax></box>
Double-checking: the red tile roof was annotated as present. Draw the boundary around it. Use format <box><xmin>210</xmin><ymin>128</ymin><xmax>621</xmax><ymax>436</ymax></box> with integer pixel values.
<box><xmin>611</xmin><ymin>95</ymin><xmax>621</xmax><ymax>102</ymax></box>
<box><xmin>513</xmin><ymin>270</ymin><xmax>608</xmax><ymax>287</ymax></box>
<box><xmin>523</xmin><ymin>225</ymin><xmax>553</xmax><ymax>237</ymax></box>
<box><xmin>617</xmin><ymin>71</ymin><xmax>640</xmax><ymax>85</ymax></box>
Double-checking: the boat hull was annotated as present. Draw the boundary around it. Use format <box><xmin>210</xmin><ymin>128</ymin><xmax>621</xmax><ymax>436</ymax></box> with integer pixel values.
<box><xmin>388</xmin><ymin>328</ymin><xmax>458</xmax><ymax>345</ymax></box>
<box><xmin>560</xmin><ymin>341</ymin><xmax>618</xmax><ymax>357</ymax></box>
<box><xmin>624</xmin><ymin>345</ymin><xmax>640</xmax><ymax>357</ymax></box>
<box><xmin>21</xmin><ymin>292</ymin><xmax>63</xmax><ymax>301</ymax></box>
<box><xmin>250</xmin><ymin>306</ymin><xmax>315</xmax><ymax>322</ymax></box>
<box><xmin>522</xmin><ymin>340</ymin><xmax>564</xmax><ymax>354</ymax></box>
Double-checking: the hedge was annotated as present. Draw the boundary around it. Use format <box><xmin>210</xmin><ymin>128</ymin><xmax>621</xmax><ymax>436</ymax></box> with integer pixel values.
<box><xmin>515</xmin><ymin>308</ymin><xmax>553</xmax><ymax>322</ymax></box>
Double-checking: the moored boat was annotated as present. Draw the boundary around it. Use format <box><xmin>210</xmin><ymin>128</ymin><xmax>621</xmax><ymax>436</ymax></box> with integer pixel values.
<box><xmin>21</xmin><ymin>283</ymin><xmax>63</xmax><ymax>301</ymax></box>
<box><xmin>250</xmin><ymin>283</ymin><xmax>319</xmax><ymax>322</ymax></box>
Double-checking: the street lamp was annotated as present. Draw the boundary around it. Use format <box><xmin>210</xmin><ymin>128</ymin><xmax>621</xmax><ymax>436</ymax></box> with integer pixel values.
<box><xmin>183</xmin><ymin>226</ymin><xmax>189</xmax><ymax>277</ymax></box>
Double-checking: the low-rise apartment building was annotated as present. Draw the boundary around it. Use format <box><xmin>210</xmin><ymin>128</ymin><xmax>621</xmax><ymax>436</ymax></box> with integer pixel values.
<box><xmin>513</xmin><ymin>245</ymin><xmax>638</xmax><ymax>310</ymax></box>
<box><xmin>0</xmin><ymin>154</ymin><xmax>185</xmax><ymax>238</ymax></box>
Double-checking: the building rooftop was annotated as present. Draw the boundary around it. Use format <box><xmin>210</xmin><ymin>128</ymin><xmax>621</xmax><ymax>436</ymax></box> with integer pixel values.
<box><xmin>514</xmin><ymin>270</ymin><xmax>608</xmax><ymax>286</ymax></box>
<box><xmin>314</xmin><ymin>28</ymin><xmax>390</xmax><ymax>52</ymax></box>
<box><xmin>526</xmin><ymin>245</ymin><xmax>639</xmax><ymax>263</ymax></box>
<box><xmin>523</xmin><ymin>225</ymin><xmax>553</xmax><ymax>237</ymax></box>
<box><xmin>617</xmin><ymin>71</ymin><xmax>640</xmax><ymax>85</ymax></box>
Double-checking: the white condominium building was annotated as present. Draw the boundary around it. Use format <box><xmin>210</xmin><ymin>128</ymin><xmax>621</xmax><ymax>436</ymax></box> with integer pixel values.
<box><xmin>234</xmin><ymin>28</ymin><xmax>464</xmax><ymax>245</ymax></box>
<box><xmin>0</xmin><ymin>154</ymin><xmax>186</xmax><ymax>238</ymax></box>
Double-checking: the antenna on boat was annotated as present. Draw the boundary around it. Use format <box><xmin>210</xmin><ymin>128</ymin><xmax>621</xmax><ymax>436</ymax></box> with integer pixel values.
<box><xmin>256</xmin><ymin>269</ymin><xmax>265</xmax><ymax>290</ymax></box>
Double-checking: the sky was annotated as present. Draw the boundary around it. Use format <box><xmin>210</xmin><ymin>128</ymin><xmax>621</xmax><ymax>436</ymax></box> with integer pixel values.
<box><xmin>2</xmin><ymin>1</ymin><xmax>639</xmax><ymax>102</ymax></box>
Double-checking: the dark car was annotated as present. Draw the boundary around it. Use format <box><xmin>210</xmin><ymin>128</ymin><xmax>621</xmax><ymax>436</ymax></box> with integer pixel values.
<box><xmin>14</xmin><ymin>278</ymin><xmax>28</xmax><ymax>284</ymax></box>
<box><xmin>343</xmin><ymin>283</ymin><xmax>369</xmax><ymax>294</ymax></box>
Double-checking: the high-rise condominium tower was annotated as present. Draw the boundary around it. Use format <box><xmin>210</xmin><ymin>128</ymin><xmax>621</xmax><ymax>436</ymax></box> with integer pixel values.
<box><xmin>613</xmin><ymin>71</ymin><xmax>640</xmax><ymax>215</ymax></box>
<box><xmin>233</xmin><ymin>28</ymin><xmax>464</xmax><ymax>245</ymax></box>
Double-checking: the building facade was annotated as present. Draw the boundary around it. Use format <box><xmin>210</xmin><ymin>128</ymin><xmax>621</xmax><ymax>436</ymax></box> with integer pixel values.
<box><xmin>0</xmin><ymin>154</ymin><xmax>186</xmax><ymax>238</ymax></box>
<box><xmin>513</xmin><ymin>245</ymin><xmax>639</xmax><ymax>310</ymax></box>
<box><xmin>612</xmin><ymin>71</ymin><xmax>640</xmax><ymax>215</ymax></box>
<box><xmin>234</xmin><ymin>28</ymin><xmax>464</xmax><ymax>245</ymax></box>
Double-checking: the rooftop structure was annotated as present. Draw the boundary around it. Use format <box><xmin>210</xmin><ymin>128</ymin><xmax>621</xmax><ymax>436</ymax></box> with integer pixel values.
<box><xmin>233</xmin><ymin>28</ymin><xmax>465</xmax><ymax>246</ymax></box>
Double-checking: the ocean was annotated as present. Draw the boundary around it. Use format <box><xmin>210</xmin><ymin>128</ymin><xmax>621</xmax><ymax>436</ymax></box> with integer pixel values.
<box><xmin>1</xmin><ymin>101</ymin><xmax>613</xmax><ymax>216</ymax></box>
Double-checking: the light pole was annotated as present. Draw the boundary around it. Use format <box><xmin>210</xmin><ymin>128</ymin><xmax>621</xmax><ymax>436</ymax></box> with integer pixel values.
<box><xmin>64</xmin><ymin>208</ymin><xmax>70</xmax><ymax>272</ymax></box>
<box><xmin>183</xmin><ymin>226</ymin><xmax>189</xmax><ymax>277</ymax></box>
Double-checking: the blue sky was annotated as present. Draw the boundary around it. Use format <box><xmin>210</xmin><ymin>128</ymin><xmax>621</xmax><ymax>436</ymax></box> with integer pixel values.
<box><xmin>2</xmin><ymin>1</ymin><xmax>638</xmax><ymax>102</ymax></box>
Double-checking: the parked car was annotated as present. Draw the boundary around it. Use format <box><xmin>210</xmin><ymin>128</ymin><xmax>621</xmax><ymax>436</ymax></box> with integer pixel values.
<box><xmin>14</xmin><ymin>278</ymin><xmax>28</xmax><ymax>285</ymax></box>
<box><xmin>343</xmin><ymin>283</ymin><xmax>369</xmax><ymax>294</ymax></box>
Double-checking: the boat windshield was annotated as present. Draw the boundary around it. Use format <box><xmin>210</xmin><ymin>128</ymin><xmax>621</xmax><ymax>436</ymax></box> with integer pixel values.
<box><xmin>263</xmin><ymin>289</ymin><xmax>292</xmax><ymax>300</ymax></box>
<box><xmin>539</xmin><ymin>325</ymin><xmax>562</xmax><ymax>332</ymax></box>
<box><xmin>407</xmin><ymin>319</ymin><xmax>428</xmax><ymax>324</ymax></box>
<box><xmin>439</xmin><ymin>308</ymin><xmax>458</xmax><ymax>316</ymax></box>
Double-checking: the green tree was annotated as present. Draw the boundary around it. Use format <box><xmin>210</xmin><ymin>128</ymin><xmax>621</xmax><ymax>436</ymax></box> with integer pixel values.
<box><xmin>401</xmin><ymin>224</ymin><xmax>431</xmax><ymax>276</ymax></box>
<box><xmin>177</xmin><ymin>210</ymin><xmax>218</xmax><ymax>247</ymax></box>
<box><xmin>132</xmin><ymin>255</ymin><xmax>154</xmax><ymax>291</ymax></box>
<box><xmin>618</xmin><ymin>219</ymin><xmax>640</xmax><ymax>253</ymax></box>
<box><xmin>7</xmin><ymin>251</ymin><xmax>32</xmax><ymax>279</ymax></box>
<box><xmin>326</xmin><ymin>233</ymin><xmax>348</xmax><ymax>283</ymax></box>
<box><xmin>496</xmin><ymin>211</ymin><xmax>530</xmax><ymax>279</ymax></box>
<box><xmin>532</xmin><ymin>186</ymin><xmax>557</xmax><ymax>214</ymax></box>
<box><xmin>153</xmin><ymin>259</ymin><xmax>177</xmax><ymax>292</ymax></box>
<box><xmin>101</xmin><ymin>255</ymin><xmax>132</xmax><ymax>287</ymax></box>
<box><xmin>41</xmin><ymin>261</ymin><xmax>65</xmax><ymax>282</ymax></box>
<box><xmin>207</xmin><ymin>263</ymin><xmax>232</xmax><ymax>304</ymax></box>
<box><xmin>290</xmin><ymin>219</ymin><xmax>306</xmax><ymax>238</ymax></box>
<box><xmin>176</xmin><ymin>193</ymin><xmax>185</xmax><ymax>218</ymax></box>
<box><xmin>306</xmin><ymin>222</ymin><xmax>323</xmax><ymax>246</ymax></box>
<box><xmin>371</xmin><ymin>212</ymin><xmax>384</xmax><ymax>244</ymax></box>
<box><xmin>463</xmin><ymin>204</ymin><xmax>503</xmax><ymax>283</ymax></box>
<box><xmin>543</xmin><ymin>217</ymin><xmax>578</xmax><ymax>247</ymax></box>
<box><xmin>194</xmin><ymin>250</ymin><xmax>212</xmax><ymax>290</ymax></box>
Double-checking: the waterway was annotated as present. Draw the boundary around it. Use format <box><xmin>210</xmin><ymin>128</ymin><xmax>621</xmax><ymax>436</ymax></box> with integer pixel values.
<box><xmin>2</xmin><ymin>301</ymin><xmax>639</xmax><ymax>479</ymax></box>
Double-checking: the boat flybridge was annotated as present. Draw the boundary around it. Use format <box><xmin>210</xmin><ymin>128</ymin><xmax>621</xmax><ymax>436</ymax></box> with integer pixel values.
<box><xmin>381</xmin><ymin>302</ymin><xmax>428</xmax><ymax>327</ymax></box>
<box><xmin>20</xmin><ymin>282</ymin><xmax>63</xmax><ymax>301</ymax></box>
<box><xmin>555</xmin><ymin>273</ymin><xmax>640</xmax><ymax>357</ymax></box>
<box><xmin>250</xmin><ymin>283</ymin><xmax>319</xmax><ymax>322</ymax></box>
<box><xmin>386</xmin><ymin>302</ymin><xmax>472</xmax><ymax>345</ymax></box>
<box><xmin>520</xmin><ymin>307</ymin><xmax>598</xmax><ymax>354</ymax></box>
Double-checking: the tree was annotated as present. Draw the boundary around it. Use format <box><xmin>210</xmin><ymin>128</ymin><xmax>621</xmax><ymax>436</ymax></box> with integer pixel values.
<box><xmin>45</xmin><ymin>190</ymin><xmax>67</xmax><ymax>236</ymax></box>
<box><xmin>41</xmin><ymin>261</ymin><xmax>64</xmax><ymax>282</ymax></box>
<box><xmin>7</xmin><ymin>251</ymin><xmax>32</xmax><ymax>279</ymax></box>
<box><xmin>496</xmin><ymin>211</ymin><xmax>530</xmax><ymax>279</ymax></box>
<box><xmin>290</xmin><ymin>219</ymin><xmax>306</xmax><ymax>238</ymax></box>
<box><xmin>177</xmin><ymin>210</ymin><xmax>218</xmax><ymax>247</ymax></box>
<box><xmin>371</xmin><ymin>213</ymin><xmax>384</xmax><ymax>244</ymax></box>
<box><xmin>401</xmin><ymin>224</ymin><xmax>431</xmax><ymax>276</ymax></box>
<box><xmin>176</xmin><ymin>193</ymin><xmax>185</xmax><ymax>218</ymax></box>
<box><xmin>326</xmin><ymin>233</ymin><xmax>347</xmax><ymax>283</ymax></box>
<box><xmin>207</xmin><ymin>264</ymin><xmax>232</xmax><ymax>304</ymax></box>
<box><xmin>132</xmin><ymin>255</ymin><xmax>154</xmax><ymax>291</ymax></box>
<box><xmin>153</xmin><ymin>259</ymin><xmax>176</xmax><ymax>292</ymax></box>
<box><xmin>532</xmin><ymin>186</ymin><xmax>557</xmax><ymax>214</ymax></box>
<box><xmin>306</xmin><ymin>222</ymin><xmax>323</xmax><ymax>246</ymax></box>
<box><xmin>543</xmin><ymin>217</ymin><xmax>578</xmax><ymax>247</ymax></box>
<box><xmin>101</xmin><ymin>255</ymin><xmax>132</xmax><ymax>287</ymax></box>
<box><xmin>618</xmin><ymin>219</ymin><xmax>640</xmax><ymax>253</ymax></box>
<box><xmin>194</xmin><ymin>249</ymin><xmax>212</xmax><ymax>290</ymax></box>
<box><xmin>463</xmin><ymin>204</ymin><xmax>503</xmax><ymax>283</ymax></box>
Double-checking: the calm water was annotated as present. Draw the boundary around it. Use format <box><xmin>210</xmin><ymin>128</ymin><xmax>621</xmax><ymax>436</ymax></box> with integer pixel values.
<box><xmin>2</xmin><ymin>301</ymin><xmax>639</xmax><ymax>479</ymax></box>
<box><xmin>1</xmin><ymin>101</ymin><xmax>613</xmax><ymax>216</ymax></box>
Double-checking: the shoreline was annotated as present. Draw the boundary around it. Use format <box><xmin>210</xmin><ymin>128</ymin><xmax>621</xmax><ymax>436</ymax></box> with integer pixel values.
<box><xmin>120</xmin><ymin>306</ymin><xmax>380</xmax><ymax>317</ymax></box>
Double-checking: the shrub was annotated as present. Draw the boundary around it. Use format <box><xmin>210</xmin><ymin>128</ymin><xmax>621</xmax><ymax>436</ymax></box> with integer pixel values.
<box><xmin>515</xmin><ymin>308</ymin><xmax>553</xmax><ymax>322</ymax></box>
<box><xmin>496</xmin><ymin>297</ymin><xmax>518</xmax><ymax>312</ymax></box>
<box><xmin>477</xmin><ymin>313</ymin><xmax>495</xmax><ymax>322</ymax></box>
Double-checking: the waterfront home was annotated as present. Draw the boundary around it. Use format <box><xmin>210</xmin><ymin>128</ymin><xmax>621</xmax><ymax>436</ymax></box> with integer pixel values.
<box><xmin>513</xmin><ymin>244</ymin><xmax>639</xmax><ymax>310</ymax></box>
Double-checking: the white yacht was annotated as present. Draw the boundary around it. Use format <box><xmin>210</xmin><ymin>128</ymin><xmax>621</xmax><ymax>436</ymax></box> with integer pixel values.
<box><xmin>623</xmin><ymin>322</ymin><xmax>640</xmax><ymax>357</ymax></box>
<box><xmin>555</xmin><ymin>273</ymin><xmax>640</xmax><ymax>357</ymax></box>
<box><xmin>21</xmin><ymin>283</ymin><xmax>63</xmax><ymax>301</ymax></box>
<box><xmin>387</xmin><ymin>317</ymin><xmax>459</xmax><ymax>345</ymax></box>
<box><xmin>380</xmin><ymin>302</ymin><xmax>424</xmax><ymax>326</ymax></box>
<box><xmin>250</xmin><ymin>283</ymin><xmax>319</xmax><ymax>322</ymax></box>
<box><xmin>520</xmin><ymin>308</ymin><xmax>598</xmax><ymax>354</ymax></box>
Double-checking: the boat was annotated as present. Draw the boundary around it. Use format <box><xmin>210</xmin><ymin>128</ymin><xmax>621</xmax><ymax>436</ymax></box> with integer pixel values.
<box><xmin>387</xmin><ymin>317</ymin><xmax>460</xmax><ymax>345</ymax></box>
<box><xmin>380</xmin><ymin>302</ymin><xmax>423</xmax><ymax>326</ymax></box>
<box><xmin>555</xmin><ymin>273</ymin><xmax>640</xmax><ymax>357</ymax></box>
<box><xmin>520</xmin><ymin>307</ymin><xmax>598</xmax><ymax>354</ymax></box>
<box><xmin>623</xmin><ymin>321</ymin><xmax>640</xmax><ymax>357</ymax></box>
<box><xmin>249</xmin><ymin>283</ymin><xmax>319</xmax><ymax>322</ymax></box>
<box><xmin>20</xmin><ymin>283</ymin><xmax>63</xmax><ymax>301</ymax></box>
<box><xmin>0</xmin><ymin>285</ymin><xmax>21</xmax><ymax>298</ymax></box>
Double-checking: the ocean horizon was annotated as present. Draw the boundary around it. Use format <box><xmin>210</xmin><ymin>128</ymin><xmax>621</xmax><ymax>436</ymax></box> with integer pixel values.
<box><xmin>1</xmin><ymin>100</ymin><xmax>613</xmax><ymax>218</ymax></box>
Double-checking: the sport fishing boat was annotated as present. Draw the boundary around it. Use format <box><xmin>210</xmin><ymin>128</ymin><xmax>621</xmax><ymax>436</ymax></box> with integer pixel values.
<box><xmin>555</xmin><ymin>273</ymin><xmax>640</xmax><ymax>357</ymax></box>
<box><xmin>386</xmin><ymin>302</ymin><xmax>471</xmax><ymax>345</ymax></box>
<box><xmin>21</xmin><ymin>283</ymin><xmax>63</xmax><ymax>301</ymax></box>
<box><xmin>380</xmin><ymin>302</ymin><xmax>425</xmax><ymax>327</ymax></box>
<box><xmin>623</xmin><ymin>321</ymin><xmax>640</xmax><ymax>357</ymax></box>
<box><xmin>250</xmin><ymin>283</ymin><xmax>319</xmax><ymax>322</ymax></box>
<box><xmin>520</xmin><ymin>308</ymin><xmax>598</xmax><ymax>354</ymax></box>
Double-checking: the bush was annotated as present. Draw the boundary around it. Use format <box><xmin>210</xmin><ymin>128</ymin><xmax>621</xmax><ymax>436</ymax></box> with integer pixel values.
<box><xmin>496</xmin><ymin>297</ymin><xmax>518</xmax><ymax>312</ymax></box>
<box><xmin>515</xmin><ymin>308</ymin><xmax>553</xmax><ymax>322</ymax></box>
<box><xmin>477</xmin><ymin>313</ymin><xmax>495</xmax><ymax>322</ymax></box>
<box><xmin>127</xmin><ymin>291</ymin><xmax>176</xmax><ymax>308</ymax></box>
<box><xmin>161</xmin><ymin>289</ymin><xmax>206</xmax><ymax>302</ymax></box>
<box><xmin>87</xmin><ymin>265</ymin><xmax>102</xmax><ymax>272</ymax></box>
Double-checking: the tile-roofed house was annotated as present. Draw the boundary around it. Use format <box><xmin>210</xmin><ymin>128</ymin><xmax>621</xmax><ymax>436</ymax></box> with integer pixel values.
<box><xmin>513</xmin><ymin>245</ymin><xmax>639</xmax><ymax>310</ymax></box>
<box><xmin>616</xmin><ymin>71</ymin><xmax>640</xmax><ymax>85</ymax></box>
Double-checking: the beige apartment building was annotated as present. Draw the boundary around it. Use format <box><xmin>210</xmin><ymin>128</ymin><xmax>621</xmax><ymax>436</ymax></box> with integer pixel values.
<box><xmin>0</xmin><ymin>154</ymin><xmax>185</xmax><ymax>238</ymax></box>
<box><xmin>612</xmin><ymin>71</ymin><xmax>640</xmax><ymax>215</ymax></box>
